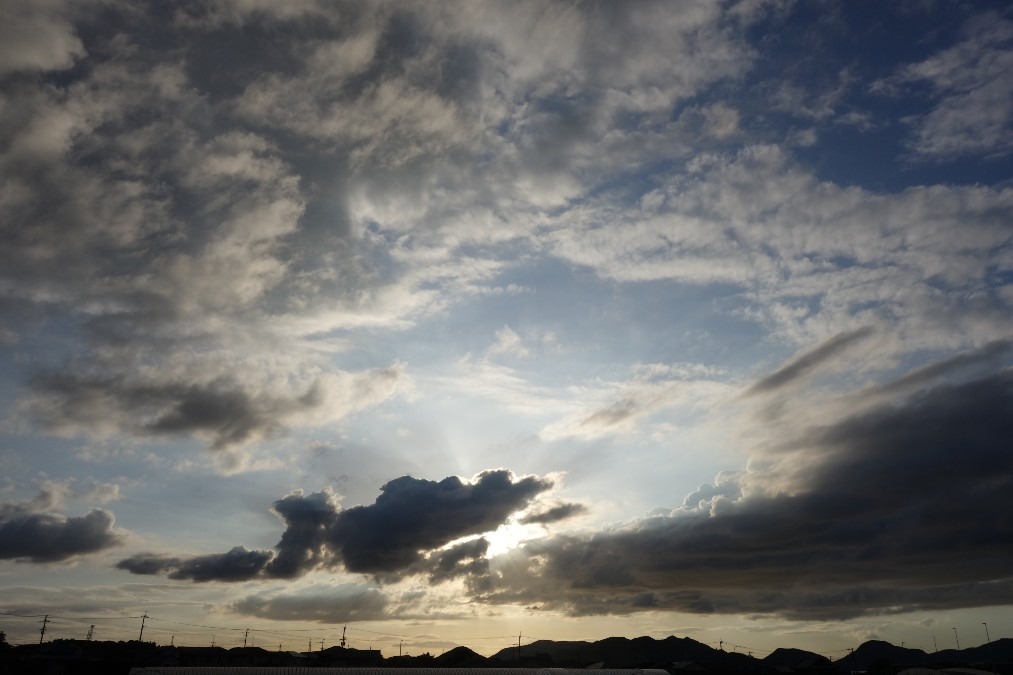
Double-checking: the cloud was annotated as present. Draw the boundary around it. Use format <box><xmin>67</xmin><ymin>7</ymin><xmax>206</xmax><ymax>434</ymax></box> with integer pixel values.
<box><xmin>116</xmin><ymin>546</ymin><xmax>272</xmax><ymax>582</ymax></box>
<box><xmin>0</xmin><ymin>492</ymin><xmax>125</xmax><ymax>562</ymax></box>
<box><xmin>861</xmin><ymin>338</ymin><xmax>1013</xmax><ymax>402</ymax></box>
<box><xmin>25</xmin><ymin>365</ymin><xmax>406</xmax><ymax>453</ymax></box>
<box><xmin>232</xmin><ymin>583</ymin><xmax>391</xmax><ymax>623</ymax></box>
<box><xmin>487</xmin><ymin>325</ymin><xmax>528</xmax><ymax>358</ymax></box>
<box><xmin>519</xmin><ymin>502</ymin><xmax>588</xmax><ymax>525</ymax></box>
<box><xmin>540</xmin><ymin>363</ymin><xmax>732</xmax><ymax>441</ymax></box>
<box><xmin>470</xmin><ymin>356</ymin><xmax>1013</xmax><ymax>620</ymax></box>
<box><xmin>116</xmin><ymin>469</ymin><xmax>554</xmax><ymax>583</ymax></box>
<box><xmin>168</xmin><ymin>546</ymin><xmax>274</xmax><ymax>582</ymax></box>
<box><xmin>115</xmin><ymin>553</ymin><xmax>184</xmax><ymax>576</ymax></box>
<box><xmin>0</xmin><ymin>0</ymin><xmax>85</xmax><ymax>75</ymax></box>
<box><xmin>0</xmin><ymin>25</ymin><xmax>408</xmax><ymax>459</ymax></box>
<box><xmin>544</xmin><ymin>143</ymin><xmax>1013</xmax><ymax>349</ymax></box>
<box><xmin>886</xmin><ymin>13</ymin><xmax>1013</xmax><ymax>159</ymax></box>
<box><xmin>426</xmin><ymin>537</ymin><xmax>490</xmax><ymax>584</ymax></box>
<box><xmin>331</xmin><ymin>469</ymin><xmax>552</xmax><ymax>574</ymax></box>
<box><xmin>742</xmin><ymin>327</ymin><xmax>874</xmax><ymax>396</ymax></box>
<box><xmin>265</xmin><ymin>488</ymin><xmax>340</xmax><ymax>579</ymax></box>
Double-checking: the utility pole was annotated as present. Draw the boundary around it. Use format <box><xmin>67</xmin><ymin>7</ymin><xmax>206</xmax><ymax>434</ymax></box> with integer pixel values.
<box><xmin>243</xmin><ymin>629</ymin><xmax>249</xmax><ymax>648</ymax></box>
<box><xmin>39</xmin><ymin>615</ymin><xmax>49</xmax><ymax>644</ymax></box>
<box><xmin>340</xmin><ymin>626</ymin><xmax>347</xmax><ymax>648</ymax></box>
<box><xmin>953</xmin><ymin>628</ymin><xmax>960</xmax><ymax>650</ymax></box>
<box><xmin>308</xmin><ymin>640</ymin><xmax>312</xmax><ymax>653</ymax></box>
<box><xmin>171</xmin><ymin>635</ymin><xmax>174</xmax><ymax>647</ymax></box>
<box><xmin>138</xmin><ymin>612</ymin><xmax>149</xmax><ymax>642</ymax></box>
<box><xmin>319</xmin><ymin>639</ymin><xmax>325</xmax><ymax>652</ymax></box>
<box><xmin>933</xmin><ymin>636</ymin><xmax>938</xmax><ymax>652</ymax></box>
<box><xmin>86</xmin><ymin>625</ymin><xmax>94</xmax><ymax>641</ymax></box>
<box><xmin>517</xmin><ymin>632</ymin><xmax>522</xmax><ymax>661</ymax></box>
<box><xmin>983</xmin><ymin>623</ymin><xmax>990</xmax><ymax>644</ymax></box>
<box><xmin>400</xmin><ymin>639</ymin><xmax>403</xmax><ymax>656</ymax></box>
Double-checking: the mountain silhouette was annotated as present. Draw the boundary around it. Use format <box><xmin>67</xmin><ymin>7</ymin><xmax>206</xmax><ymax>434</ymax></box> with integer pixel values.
<box><xmin>496</xmin><ymin>635</ymin><xmax>764</xmax><ymax>669</ymax></box>
<box><xmin>495</xmin><ymin>636</ymin><xmax>1013</xmax><ymax>672</ymax></box>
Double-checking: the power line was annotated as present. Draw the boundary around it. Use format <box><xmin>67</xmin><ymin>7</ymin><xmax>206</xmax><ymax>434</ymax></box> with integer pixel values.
<box><xmin>1</xmin><ymin>611</ymin><xmax>142</xmax><ymax>620</ymax></box>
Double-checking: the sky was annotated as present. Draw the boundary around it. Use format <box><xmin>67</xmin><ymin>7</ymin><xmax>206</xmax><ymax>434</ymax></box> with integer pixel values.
<box><xmin>1</xmin><ymin>0</ymin><xmax>1012</xmax><ymax>659</ymax></box>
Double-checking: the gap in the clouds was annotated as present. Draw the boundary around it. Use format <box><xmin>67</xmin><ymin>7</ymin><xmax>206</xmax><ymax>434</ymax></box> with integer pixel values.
<box><xmin>325</xmin><ymin>254</ymin><xmax>775</xmax><ymax>392</ymax></box>
<box><xmin>795</xmin><ymin>126</ymin><xmax>1013</xmax><ymax>191</ymax></box>
<box><xmin>421</xmin><ymin>257</ymin><xmax>771</xmax><ymax>379</ymax></box>
<box><xmin>742</xmin><ymin>0</ymin><xmax>975</xmax><ymax>82</ymax></box>
<box><xmin>732</xmin><ymin>0</ymin><xmax>1013</xmax><ymax>192</ymax></box>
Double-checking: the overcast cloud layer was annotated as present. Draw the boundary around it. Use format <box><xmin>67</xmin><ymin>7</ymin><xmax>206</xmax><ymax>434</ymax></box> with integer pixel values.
<box><xmin>1</xmin><ymin>0</ymin><xmax>1011</xmax><ymax>655</ymax></box>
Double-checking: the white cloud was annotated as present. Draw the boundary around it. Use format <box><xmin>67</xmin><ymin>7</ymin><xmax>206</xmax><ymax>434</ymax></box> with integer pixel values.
<box><xmin>0</xmin><ymin>0</ymin><xmax>85</xmax><ymax>75</ymax></box>
<box><xmin>543</xmin><ymin>144</ymin><xmax>1013</xmax><ymax>351</ymax></box>
<box><xmin>486</xmin><ymin>325</ymin><xmax>528</xmax><ymax>359</ymax></box>
<box><xmin>540</xmin><ymin>365</ymin><xmax>734</xmax><ymax>442</ymax></box>
<box><xmin>888</xmin><ymin>13</ymin><xmax>1013</xmax><ymax>159</ymax></box>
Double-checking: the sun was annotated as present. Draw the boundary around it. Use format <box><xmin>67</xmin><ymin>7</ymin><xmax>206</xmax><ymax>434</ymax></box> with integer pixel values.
<box><xmin>483</xmin><ymin>520</ymin><xmax>541</xmax><ymax>557</ymax></box>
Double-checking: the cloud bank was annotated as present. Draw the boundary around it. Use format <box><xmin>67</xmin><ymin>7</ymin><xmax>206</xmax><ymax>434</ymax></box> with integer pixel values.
<box><xmin>470</xmin><ymin>352</ymin><xmax>1013</xmax><ymax>620</ymax></box>
<box><xmin>116</xmin><ymin>469</ymin><xmax>553</xmax><ymax>582</ymax></box>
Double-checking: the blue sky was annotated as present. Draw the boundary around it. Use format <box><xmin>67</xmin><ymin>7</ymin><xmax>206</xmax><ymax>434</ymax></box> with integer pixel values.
<box><xmin>1</xmin><ymin>0</ymin><xmax>1012</xmax><ymax>658</ymax></box>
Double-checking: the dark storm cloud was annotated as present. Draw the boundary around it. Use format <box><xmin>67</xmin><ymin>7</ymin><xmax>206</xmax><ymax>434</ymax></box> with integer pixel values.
<box><xmin>265</xmin><ymin>488</ymin><xmax>339</xmax><ymax>579</ymax></box>
<box><xmin>427</xmin><ymin>537</ymin><xmax>490</xmax><ymax>584</ymax></box>
<box><xmin>473</xmin><ymin>362</ymin><xmax>1013</xmax><ymax>620</ymax></box>
<box><xmin>117</xmin><ymin>547</ymin><xmax>272</xmax><ymax>582</ymax></box>
<box><xmin>332</xmin><ymin>470</ymin><xmax>552</xmax><ymax>574</ymax></box>
<box><xmin>743</xmin><ymin>327</ymin><xmax>874</xmax><ymax>397</ymax></box>
<box><xmin>519</xmin><ymin>502</ymin><xmax>588</xmax><ymax>525</ymax></box>
<box><xmin>116</xmin><ymin>470</ymin><xmax>552</xmax><ymax>583</ymax></box>
<box><xmin>169</xmin><ymin>546</ymin><xmax>274</xmax><ymax>582</ymax></box>
<box><xmin>0</xmin><ymin>499</ymin><xmax>124</xmax><ymax>563</ymax></box>
<box><xmin>114</xmin><ymin>553</ymin><xmax>184</xmax><ymax>576</ymax></box>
